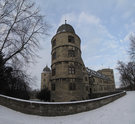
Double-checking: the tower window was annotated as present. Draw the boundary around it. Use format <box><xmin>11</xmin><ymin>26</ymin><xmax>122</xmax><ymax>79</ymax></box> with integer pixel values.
<box><xmin>51</xmin><ymin>83</ymin><xmax>55</xmax><ymax>91</ymax></box>
<box><xmin>68</xmin><ymin>67</ymin><xmax>75</xmax><ymax>74</ymax></box>
<box><xmin>70</xmin><ymin>78</ymin><xmax>75</xmax><ymax>82</ymax></box>
<box><xmin>68</xmin><ymin>36</ymin><xmax>74</xmax><ymax>43</ymax></box>
<box><xmin>69</xmin><ymin>83</ymin><xmax>76</xmax><ymax>90</ymax></box>
<box><xmin>85</xmin><ymin>77</ymin><xmax>87</xmax><ymax>81</ymax></box>
<box><xmin>52</xmin><ymin>52</ymin><xmax>56</xmax><ymax>60</ymax></box>
<box><xmin>68</xmin><ymin>50</ymin><xmax>75</xmax><ymax>57</ymax></box>
<box><xmin>52</xmin><ymin>68</ymin><xmax>56</xmax><ymax>76</ymax></box>
<box><xmin>52</xmin><ymin>39</ymin><xmax>56</xmax><ymax>47</ymax></box>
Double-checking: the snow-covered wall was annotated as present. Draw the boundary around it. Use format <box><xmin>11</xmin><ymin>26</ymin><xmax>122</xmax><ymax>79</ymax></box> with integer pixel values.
<box><xmin>0</xmin><ymin>91</ymin><xmax>126</xmax><ymax>116</ymax></box>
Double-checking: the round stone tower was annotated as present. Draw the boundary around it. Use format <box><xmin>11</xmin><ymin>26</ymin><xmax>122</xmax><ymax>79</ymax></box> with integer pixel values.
<box><xmin>41</xmin><ymin>66</ymin><xmax>51</xmax><ymax>90</ymax></box>
<box><xmin>51</xmin><ymin>23</ymin><xmax>88</xmax><ymax>102</ymax></box>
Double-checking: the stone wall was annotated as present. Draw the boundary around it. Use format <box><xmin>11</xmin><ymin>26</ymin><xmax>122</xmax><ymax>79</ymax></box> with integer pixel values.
<box><xmin>0</xmin><ymin>91</ymin><xmax>126</xmax><ymax>116</ymax></box>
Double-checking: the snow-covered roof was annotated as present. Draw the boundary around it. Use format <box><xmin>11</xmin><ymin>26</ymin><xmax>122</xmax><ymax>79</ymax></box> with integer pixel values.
<box><xmin>86</xmin><ymin>67</ymin><xmax>110</xmax><ymax>80</ymax></box>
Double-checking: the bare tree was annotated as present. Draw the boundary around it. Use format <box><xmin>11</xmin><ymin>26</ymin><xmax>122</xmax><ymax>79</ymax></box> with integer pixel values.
<box><xmin>117</xmin><ymin>61</ymin><xmax>135</xmax><ymax>90</ymax></box>
<box><xmin>129</xmin><ymin>35</ymin><xmax>135</xmax><ymax>61</ymax></box>
<box><xmin>36</xmin><ymin>87</ymin><xmax>51</xmax><ymax>101</ymax></box>
<box><xmin>0</xmin><ymin>0</ymin><xmax>48</xmax><ymax>66</ymax></box>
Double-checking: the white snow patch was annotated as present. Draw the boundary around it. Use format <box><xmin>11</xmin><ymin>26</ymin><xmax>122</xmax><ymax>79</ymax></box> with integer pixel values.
<box><xmin>0</xmin><ymin>91</ymin><xmax>135</xmax><ymax>124</ymax></box>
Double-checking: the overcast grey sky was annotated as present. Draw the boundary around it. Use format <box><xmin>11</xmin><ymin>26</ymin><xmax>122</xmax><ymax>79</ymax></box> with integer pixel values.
<box><xmin>29</xmin><ymin>0</ymin><xmax>135</xmax><ymax>89</ymax></box>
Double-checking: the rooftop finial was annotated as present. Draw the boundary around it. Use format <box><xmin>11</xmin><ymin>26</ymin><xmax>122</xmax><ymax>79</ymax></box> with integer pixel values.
<box><xmin>65</xmin><ymin>20</ymin><xmax>67</xmax><ymax>24</ymax></box>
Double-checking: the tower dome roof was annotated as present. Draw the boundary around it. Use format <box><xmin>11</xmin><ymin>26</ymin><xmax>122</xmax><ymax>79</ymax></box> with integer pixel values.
<box><xmin>57</xmin><ymin>24</ymin><xmax>75</xmax><ymax>34</ymax></box>
<box><xmin>43</xmin><ymin>66</ymin><xmax>51</xmax><ymax>73</ymax></box>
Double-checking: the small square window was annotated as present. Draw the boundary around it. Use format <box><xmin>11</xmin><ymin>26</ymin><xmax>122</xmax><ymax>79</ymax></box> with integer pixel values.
<box><xmin>68</xmin><ymin>36</ymin><xmax>75</xmax><ymax>43</ymax></box>
<box><xmin>85</xmin><ymin>77</ymin><xmax>87</xmax><ymax>81</ymax></box>
<box><xmin>70</xmin><ymin>78</ymin><xmax>75</xmax><ymax>82</ymax></box>
<box><xmin>68</xmin><ymin>67</ymin><xmax>75</xmax><ymax>74</ymax></box>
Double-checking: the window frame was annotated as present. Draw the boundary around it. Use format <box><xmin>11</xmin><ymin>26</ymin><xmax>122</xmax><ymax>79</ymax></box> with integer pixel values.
<box><xmin>68</xmin><ymin>36</ymin><xmax>75</xmax><ymax>43</ymax></box>
<box><xmin>85</xmin><ymin>77</ymin><xmax>87</xmax><ymax>81</ymax></box>
<box><xmin>52</xmin><ymin>68</ymin><xmax>56</xmax><ymax>76</ymax></box>
<box><xmin>52</xmin><ymin>39</ymin><xmax>56</xmax><ymax>47</ymax></box>
<box><xmin>52</xmin><ymin>52</ymin><xmax>56</xmax><ymax>60</ymax></box>
<box><xmin>68</xmin><ymin>66</ymin><xmax>75</xmax><ymax>74</ymax></box>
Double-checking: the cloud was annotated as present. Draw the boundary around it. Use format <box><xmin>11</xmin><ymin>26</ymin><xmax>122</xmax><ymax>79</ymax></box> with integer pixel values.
<box><xmin>123</xmin><ymin>32</ymin><xmax>132</xmax><ymax>42</ymax></box>
<box><xmin>58</xmin><ymin>13</ymin><xmax>76</xmax><ymax>26</ymax></box>
<box><xmin>113</xmin><ymin>0</ymin><xmax>135</xmax><ymax>20</ymax></box>
<box><xmin>58</xmin><ymin>12</ymin><xmax>120</xmax><ymax>62</ymax></box>
<box><xmin>120</xmin><ymin>32</ymin><xmax>135</xmax><ymax>44</ymax></box>
<box><xmin>125</xmin><ymin>22</ymin><xmax>135</xmax><ymax>34</ymax></box>
<box><xmin>26</xmin><ymin>0</ymin><xmax>135</xmax><ymax>89</ymax></box>
<box><xmin>78</xmin><ymin>12</ymin><xmax>100</xmax><ymax>25</ymax></box>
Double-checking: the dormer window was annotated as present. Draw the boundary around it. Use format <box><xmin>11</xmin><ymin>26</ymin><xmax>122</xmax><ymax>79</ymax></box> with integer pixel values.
<box><xmin>68</xmin><ymin>36</ymin><xmax>74</xmax><ymax>43</ymax></box>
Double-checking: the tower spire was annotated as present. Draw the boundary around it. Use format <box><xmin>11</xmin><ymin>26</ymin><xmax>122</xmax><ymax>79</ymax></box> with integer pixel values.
<box><xmin>65</xmin><ymin>20</ymin><xmax>67</xmax><ymax>24</ymax></box>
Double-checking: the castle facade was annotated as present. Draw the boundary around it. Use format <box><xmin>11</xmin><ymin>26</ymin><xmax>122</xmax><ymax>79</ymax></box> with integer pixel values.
<box><xmin>41</xmin><ymin>23</ymin><xmax>115</xmax><ymax>102</ymax></box>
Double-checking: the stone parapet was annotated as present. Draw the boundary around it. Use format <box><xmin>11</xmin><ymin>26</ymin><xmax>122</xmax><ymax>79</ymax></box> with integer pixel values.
<box><xmin>0</xmin><ymin>91</ymin><xmax>126</xmax><ymax>116</ymax></box>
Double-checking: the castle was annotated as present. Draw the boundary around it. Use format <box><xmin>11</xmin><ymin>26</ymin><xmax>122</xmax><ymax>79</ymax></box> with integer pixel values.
<box><xmin>41</xmin><ymin>23</ymin><xmax>115</xmax><ymax>102</ymax></box>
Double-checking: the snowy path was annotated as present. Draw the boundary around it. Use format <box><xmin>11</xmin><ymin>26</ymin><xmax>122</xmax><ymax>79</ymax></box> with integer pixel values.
<box><xmin>0</xmin><ymin>91</ymin><xmax>135</xmax><ymax>124</ymax></box>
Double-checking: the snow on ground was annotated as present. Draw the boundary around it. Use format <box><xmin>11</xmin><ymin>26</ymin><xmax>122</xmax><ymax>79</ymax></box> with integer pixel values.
<box><xmin>0</xmin><ymin>91</ymin><xmax>135</xmax><ymax>124</ymax></box>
